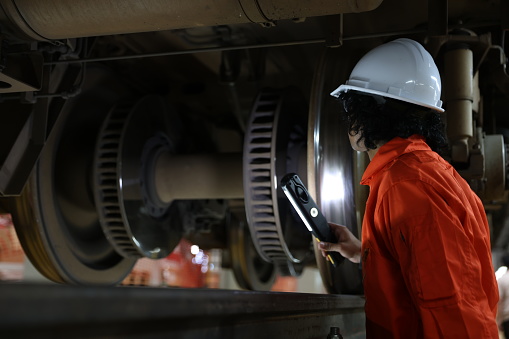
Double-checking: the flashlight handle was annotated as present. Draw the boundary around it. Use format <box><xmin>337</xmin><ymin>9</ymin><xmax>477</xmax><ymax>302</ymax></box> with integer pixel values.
<box><xmin>281</xmin><ymin>173</ymin><xmax>344</xmax><ymax>267</ymax></box>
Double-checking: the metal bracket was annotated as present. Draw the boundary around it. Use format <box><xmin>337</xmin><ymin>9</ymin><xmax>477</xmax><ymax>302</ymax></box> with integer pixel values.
<box><xmin>0</xmin><ymin>39</ymin><xmax>43</xmax><ymax>93</ymax></box>
<box><xmin>0</xmin><ymin>57</ymin><xmax>83</xmax><ymax>196</ymax></box>
<box><xmin>238</xmin><ymin>0</ymin><xmax>276</xmax><ymax>27</ymax></box>
<box><xmin>324</xmin><ymin>14</ymin><xmax>343</xmax><ymax>48</ymax></box>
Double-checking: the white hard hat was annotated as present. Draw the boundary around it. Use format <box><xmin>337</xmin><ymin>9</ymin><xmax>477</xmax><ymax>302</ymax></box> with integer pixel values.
<box><xmin>330</xmin><ymin>38</ymin><xmax>444</xmax><ymax>112</ymax></box>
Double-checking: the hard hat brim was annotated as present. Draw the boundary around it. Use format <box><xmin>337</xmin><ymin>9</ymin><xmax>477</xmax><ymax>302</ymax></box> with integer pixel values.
<box><xmin>330</xmin><ymin>85</ymin><xmax>445</xmax><ymax>113</ymax></box>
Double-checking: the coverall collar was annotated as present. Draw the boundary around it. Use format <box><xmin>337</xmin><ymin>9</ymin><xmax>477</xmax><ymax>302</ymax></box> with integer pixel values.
<box><xmin>360</xmin><ymin>134</ymin><xmax>431</xmax><ymax>186</ymax></box>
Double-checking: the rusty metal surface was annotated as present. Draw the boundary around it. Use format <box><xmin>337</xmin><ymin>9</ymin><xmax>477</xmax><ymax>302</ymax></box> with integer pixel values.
<box><xmin>0</xmin><ymin>283</ymin><xmax>366</xmax><ymax>338</ymax></box>
<box><xmin>0</xmin><ymin>0</ymin><xmax>383</xmax><ymax>40</ymax></box>
<box><xmin>256</xmin><ymin>0</ymin><xmax>382</xmax><ymax>20</ymax></box>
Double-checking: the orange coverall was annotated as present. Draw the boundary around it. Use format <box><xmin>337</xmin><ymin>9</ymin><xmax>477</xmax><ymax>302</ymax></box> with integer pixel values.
<box><xmin>360</xmin><ymin>135</ymin><xmax>498</xmax><ymax>338</ymax></box>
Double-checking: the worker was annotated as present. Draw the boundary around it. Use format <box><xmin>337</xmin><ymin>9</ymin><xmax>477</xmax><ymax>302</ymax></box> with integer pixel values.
<box><xmin>319</xmin><ymin>38</ymin><xmax>499</xmax><ymax>338</ymax></box>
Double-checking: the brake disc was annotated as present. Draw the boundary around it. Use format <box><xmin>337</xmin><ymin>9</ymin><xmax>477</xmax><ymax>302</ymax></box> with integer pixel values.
<box><xmin>94</xmin><ymin>95</ymin><xmax>184</xmax><ymax>259</ymax></box>
<box><xmin>228</xmin><ymin>204</ymin><xmax>277</xmax><ymax>291</ymax></box>
<box><xmin>243</xmin><ymin>88</ymin><xmax>312</xmax><ymax>275</ymax></box>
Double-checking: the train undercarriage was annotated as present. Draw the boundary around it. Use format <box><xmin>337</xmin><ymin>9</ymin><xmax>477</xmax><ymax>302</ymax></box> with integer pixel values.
<box><xmin>0</xmin><ymin>0</ymin><xmax>508</xmax><ymax>337</ymax></box>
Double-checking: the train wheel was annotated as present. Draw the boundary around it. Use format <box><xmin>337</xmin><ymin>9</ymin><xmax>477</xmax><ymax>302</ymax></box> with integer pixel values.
<box><xmin>8</xmin><ymin>69</ymin><xmax>138</xmax><ymax>284</ymax></box>
<box><xmin>228</xmin><ymin>205</ymin><xmax>277</xmax><ymax>291</ymax></box>
<box><xmin>308</xmin><ymin>45</ymin><xmax>372</xmax><ymax>294</ymax></box>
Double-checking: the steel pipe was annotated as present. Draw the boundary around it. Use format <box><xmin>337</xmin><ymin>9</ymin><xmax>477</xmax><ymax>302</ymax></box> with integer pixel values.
<box><xmin>444</xmin><ymin>47</ymin><xmax>474</xmax><ymax>163</ymax></box>
<box><xmin>0</xmin><ymin>0</ymin><xmax>383</xmax><ymax>41</ymax></box>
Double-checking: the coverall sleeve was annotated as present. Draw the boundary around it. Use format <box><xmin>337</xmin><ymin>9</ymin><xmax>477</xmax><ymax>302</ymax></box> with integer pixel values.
<box><xmin>379</xmin><ymin>180</ymin><xmax>496</xmax><ymax>337</ymax></box>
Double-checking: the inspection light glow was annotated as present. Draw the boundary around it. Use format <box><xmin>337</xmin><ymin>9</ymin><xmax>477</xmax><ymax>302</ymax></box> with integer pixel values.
<box><xmin>321</xmin><ymin>171</ymin><xmax>345</xmax><ymax>203</ymax></box>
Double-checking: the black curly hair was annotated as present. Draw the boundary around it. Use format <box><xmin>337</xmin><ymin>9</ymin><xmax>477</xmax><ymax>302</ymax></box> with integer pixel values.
<box><xmin>337</xmin><ymin>90</ymin><xmax>448</xmax><ymax>154</ymax></box>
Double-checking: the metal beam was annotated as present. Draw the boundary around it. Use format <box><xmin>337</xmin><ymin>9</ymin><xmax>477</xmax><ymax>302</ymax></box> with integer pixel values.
<box><xmin>0</xmin><ymin>283</ymin><xmax>366</xmax><ymax>338</ymax></box>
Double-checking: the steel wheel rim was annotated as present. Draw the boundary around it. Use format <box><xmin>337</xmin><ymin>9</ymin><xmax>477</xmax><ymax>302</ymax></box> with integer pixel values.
<box><xmin>308</xmin><ymin>46</ymin><xmax>368</xmax><ymax>294</ymax></box>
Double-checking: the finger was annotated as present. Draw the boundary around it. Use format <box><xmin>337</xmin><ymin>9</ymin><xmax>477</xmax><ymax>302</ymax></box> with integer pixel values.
<box><xmin>328</xmin><ymin>223</ymin><xmax>347</xmax><ymax>237</ymax></box>
<box><xmin>318</xmin><ymin>242</ymin><xmax>331</xmax><ymax>251</ymax></box>
<box><xmin>328</xmin><ymin>222</ymin><xmax>347</xmax><ymax>230</ymax></box>
<box><xmin>320</xmin><ymin>250</ymin><xmax>330</xmax><ymax>261</ymax></box>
